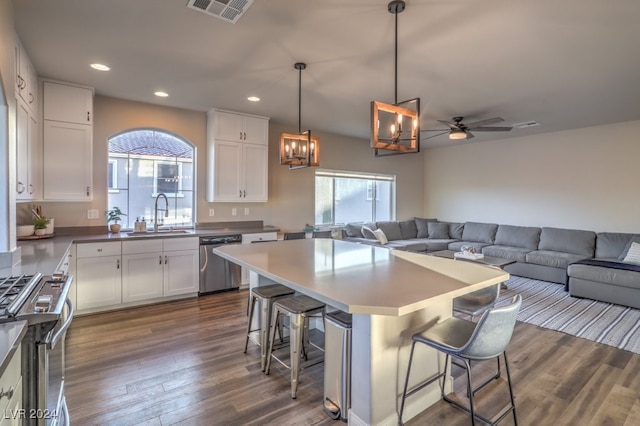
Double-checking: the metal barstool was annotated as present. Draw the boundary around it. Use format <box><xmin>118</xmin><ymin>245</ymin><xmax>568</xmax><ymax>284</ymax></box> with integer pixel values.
<box><xmin>244</xmin><ymin>284</ymin><xmax>295</xmax><ymax>371</ymax></box>
<box><xmin>265</xmin><ymin>294</ymin><xmax>326</xmax><ymax>398</ymax></box>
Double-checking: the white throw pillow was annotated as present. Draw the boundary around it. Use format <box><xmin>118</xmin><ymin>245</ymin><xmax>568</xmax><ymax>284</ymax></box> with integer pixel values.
<box><xmin>372</xmin><ymin>228</ymin><xmax>388</xmax><ymax>245</ymax></box>
<box><xmin>623</xmin><ymin>242</ymin><xmax>640</xmax><ymax>265</ymax></box>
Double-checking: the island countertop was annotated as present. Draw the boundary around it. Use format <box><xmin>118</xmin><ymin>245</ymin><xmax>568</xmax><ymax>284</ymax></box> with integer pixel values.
<box><xmin>214</xmin><ymin>238</ymin><xmax>509</xmax><ymax>316</ymax></box>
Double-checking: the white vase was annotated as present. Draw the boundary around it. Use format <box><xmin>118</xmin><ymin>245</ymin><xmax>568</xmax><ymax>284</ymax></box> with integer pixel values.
<box><xmin>35</xmin><ymin>228</ymin><xmax>46</xmax><ymax>236</ymax></box>
<box><xmin>45</xmin><ymin>218</ymin><xmax>55</xmax><ymax>234</ymax></box>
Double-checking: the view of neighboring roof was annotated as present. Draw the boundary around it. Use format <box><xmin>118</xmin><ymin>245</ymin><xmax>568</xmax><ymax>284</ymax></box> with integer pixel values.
<box><xmin>109</xmin><ymin>130</ymin><xmax>193</xmax><ymax>159</ymax></box>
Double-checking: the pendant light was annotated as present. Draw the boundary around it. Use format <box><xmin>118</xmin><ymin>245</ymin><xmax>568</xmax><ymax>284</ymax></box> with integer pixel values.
<box><xmin>371</xmin><ymin>0</ymin><xmax>420</xmax><ymax>156</ymax></box>
<box><xmin>280</xmin><ymin>62</ymin><xmax>320</xmax><ymax>169</ymax></box>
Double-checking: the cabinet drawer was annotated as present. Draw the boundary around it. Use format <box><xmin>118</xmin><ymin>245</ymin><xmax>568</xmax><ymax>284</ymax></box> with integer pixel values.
<box><xmin>122</xmin><ymin>239</ymin><xmax>162</xmax><ymax>255</ymax></box>
<box><xmin>0</xmin><ymin>344</ymin><xmax>21</xmax><ymax>409</ymax></box>
<box><xmin>242</xmin><ymin>232</ymin><xmax>277</xmax><ymax>243</ymax></box>
<box><xmin>163</xmin><ymin>237</ymin><xmax>198</xmax><ymax>252</ymax></box>
<box><xmin>76</xmin><ymin>241</ymin><xmax>121</xmax><ymax>258</ymax></box>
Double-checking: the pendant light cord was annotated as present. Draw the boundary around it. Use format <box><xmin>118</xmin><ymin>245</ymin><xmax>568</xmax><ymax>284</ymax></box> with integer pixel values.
<box><xmin>298</xmin><ymin>65</ymin><xmax>302</xmax><ymax>134</ymax></box>
<box><xmin>394</xmin><ymin>8</ymin><xmax>398</xmax><ymax>105</ymax></box>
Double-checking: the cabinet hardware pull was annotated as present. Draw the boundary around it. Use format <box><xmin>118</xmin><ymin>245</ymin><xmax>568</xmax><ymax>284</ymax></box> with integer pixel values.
<box><xmin>159</xmin><ymin>256</ymin><xmax>162</xmax><ymax>265</ymax></box>
<box><xmin>165</xmin><ymin>256</ymin><xmax>168</xmax><ymax>264</ymax></box>
<box><xmin>239</xmin><ymin>131</ymin><xmax>242</xmax><ymax>140</ymax></box>
<box><xmin>97</xmin><ymin>248</ymin><xmax>102</xmax><ymax>252</ymax></box>
<box><xmin>86</xmin><ymin>186</ymin><xmax>90</xmax><ymax>196</ymax></box>
<box><xmin>29</xmin><ymin>93</ymin><xmax>34</xmax><ymax>103</ymax></box>
<box><xmin>29</xmin><ymin>184</ymin><xmax>33</xmax><ymax>194</ymax></box>
<box><xmin>243</xmin><ymin>190</ymin><xmax>246</xmax><ymax>197</ymax></box>
<box><xmin>239</xmin><ymin>190</ymin><xmax>242</xmax><ymax>197</ymax></box>
<box><xmin>17</xmin><ymin>181</ymin><xmax>25</xmax><ymax>194</ymax></box>
<box><xmin>87</xmin><ymin>111</ymin><xmax>90</xmax><ymax>122</ymax></box>
<box><xmin>117</xmin><ymin>259</ymin><xmax>120</xmax><ymax>269</ymax></box>
<box><xmin>244</xmin><ymin>132</ymin><xmax>247</xmax><ymax>140</ymax></box>
<box><xmin>0</xmin><ymin>386</ymin><xmax>14</xmax><ymax>400</ymax></box>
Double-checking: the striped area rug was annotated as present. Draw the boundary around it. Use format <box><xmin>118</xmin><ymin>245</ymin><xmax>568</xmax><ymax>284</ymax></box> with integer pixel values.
<box><xmin>497</xmin><ymin>276</ymin><xmax>640</xmax><ymax>355</ymax></box>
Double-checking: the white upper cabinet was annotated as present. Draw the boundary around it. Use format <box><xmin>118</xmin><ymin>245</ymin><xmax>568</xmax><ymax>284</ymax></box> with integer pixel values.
<box><xmin>43</xmin><ymin>81</ymin><xmax>93</xmax><ymax>125</ymax></box>
<box><xmin>206</xmin><ymin>109</ymin><xmax>269</xmax><ymax>202</ymax></box>
<box><xmin>14</xmin><ymin>35</ymin><xmax>38</xmax><ymax>114</ymax></box>
<box><xmin>42</xmin><ymin>81</ymin><xmax>94</xmax><ymax>201</ymax></box>
<box><xmin>213</xmin><ymin>110</ymin><xmax>268</xmax><ymax>145</ymax></box>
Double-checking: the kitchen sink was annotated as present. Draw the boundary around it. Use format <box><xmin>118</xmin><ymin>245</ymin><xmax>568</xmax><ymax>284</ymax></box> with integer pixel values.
<box><xmin>126</xmin><ymin>230</ymin><xmax>193</xmax><ymax>237</ymax></box>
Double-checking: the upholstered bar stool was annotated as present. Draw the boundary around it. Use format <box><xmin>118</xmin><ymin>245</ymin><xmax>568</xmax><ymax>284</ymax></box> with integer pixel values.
<box><xmin>244</xmin><ymin>284</ymin><xmax>295</xmax><ymax>371</ymax></box>
<box><xmin>265</xmin><ymin>294</ymin><xmax>326</xmax><ymax>398</ymax></box>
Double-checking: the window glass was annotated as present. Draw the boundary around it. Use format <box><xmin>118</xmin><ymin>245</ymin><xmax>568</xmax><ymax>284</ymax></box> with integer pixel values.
<box><xmin>315</xmin><ymin>170</ymin><xmax>395</xmax><ymax>226</ymax></box>
<box><xmin>107</xmin><ymin>129</ymin><xmax>194</xmax><ymax>230</ymax></box>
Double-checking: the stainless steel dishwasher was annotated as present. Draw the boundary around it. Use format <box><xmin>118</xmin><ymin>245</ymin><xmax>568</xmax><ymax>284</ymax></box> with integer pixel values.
<box><xmin>199</xmin><ymin>234</ymin><xmax>242</xmax><ymax>295</ymax></box>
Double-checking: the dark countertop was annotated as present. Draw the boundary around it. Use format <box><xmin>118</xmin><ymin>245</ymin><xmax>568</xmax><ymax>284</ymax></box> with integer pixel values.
<box><xmin>15</xmin><ymin>224</ymin><xmax>279</xmax><ymax>276</ymax></box>
<box><xmin>0</xmin><ymin>320</ymin><xmax>27</xmax><ymax>378</ymax></box>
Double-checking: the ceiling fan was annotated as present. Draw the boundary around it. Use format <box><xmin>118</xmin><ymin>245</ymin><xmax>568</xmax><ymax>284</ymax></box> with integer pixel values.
<box><xmin>422</xmin><ymin>116</ymin><xmax>512</xmax><ymax>140</ymax></box>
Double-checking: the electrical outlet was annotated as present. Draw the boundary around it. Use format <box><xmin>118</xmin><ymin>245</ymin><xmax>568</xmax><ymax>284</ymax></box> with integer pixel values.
<box><xmin>244</xmin><ymin>208</ymin><xmax>250</xmax><ymax>216</ymax></box>
<box><xmin>87</xmin><ymin>209</ymin><xmax>99</xmax><ymax>220</ymax></box>
<box><xmin>209</xmin><ymin>208</ymin><xmax>215</xmax><ymax>217</ymax></box>
<box><xmin>231</xmin><ymin>208</ymin><xmax>237</xmax><ymax>216</ymax></box>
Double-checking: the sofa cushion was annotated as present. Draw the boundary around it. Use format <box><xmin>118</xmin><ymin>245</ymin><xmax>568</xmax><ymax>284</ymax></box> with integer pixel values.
<box><xmin>361</xmin><ymin>226</ymin><xmax>376</xmax><ymax>240</ymax></box>
<box><xmin>494</xmin><ymin>225</ymin><xmax>541</xmax><ymax>250</ymax></box>
<box><xmin>461</xmin><ymin>222</ymin><xmax>498</xmax><ymax>244</ymax></box>
<box><xmin>526</xmin><ymin>250</ymin><xmax>588</xmax><ymax>269</ymax></box>
<box><xmin>568</xmin><ymin>261</ymin><xmax>640</xmax><ymax>289</ymax></box>
<box><xmin>376</xmin><ymin>221</ymin><xmax>403</xmax><ymax>241</ymax></box>
<box><xmin>482</xmin><ymin>245</ymin><xmax>531</xmax><ymax>263</ymax></box>
<box><xmin>415</xmin><ymin>217</ymin><xmax>437</xmax><ymax>238</ymax></box>
<box><xmin>538</xmin><ymin>227</ymin><xmax>595</xmax><ymax>257</ymax></box>
<box><xmin>385</xmin><ymin>240</ymin><xmax>428</xmax><ymax>252</ymax></box>
<box><xmin>414</xmin><ymin>238</ymin><xmax>456</xmax><ymax>252</ymax></box>
<box><xmin>344</xmin><ymin>223</ymin><xmax>363</xmax><ymax>238</ymax></box>
<box><xmin>448</xmin><ymin>222</ymin><xmax>465</xmax><ymax>240</ymax></box>
<box><xmin>619</xmin><ymin>235</ymin><xmax>640</xmax><ymax>260</ymax></box>
<box><xmin>427</xmin><ymin>222</ymin><xmax>450</xmax><ymax>239</ymax></box>
<box><xmin>594</xmin><ymin>232</ymin><xmax>636</xmax><ymax>259</ymax></box>
<box><xmin>399</xmin><ymin>220</ymin><xmax>418</xmax><ymax>239</ymax></box>
<box><xmin>448</xmin><ymin>241</ymin><xmax>491</xmax><ymax>252</ymax></box>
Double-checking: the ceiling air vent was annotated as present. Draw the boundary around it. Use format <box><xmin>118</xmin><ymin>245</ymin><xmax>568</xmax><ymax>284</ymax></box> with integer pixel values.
<box><xmin>187</xmin><ymin>0</ymin><xmax>254</xmax><ymax>24</ymax></box>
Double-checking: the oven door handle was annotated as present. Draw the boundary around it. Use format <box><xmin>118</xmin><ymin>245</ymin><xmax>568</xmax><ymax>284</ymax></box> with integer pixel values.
<box><xmin>48</xmin><ymin>298</ymin><xmax>74</xmax><ymax>349</ymax></box>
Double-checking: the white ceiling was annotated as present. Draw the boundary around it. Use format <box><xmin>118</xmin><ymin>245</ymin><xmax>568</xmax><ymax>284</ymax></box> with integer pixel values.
<box><xmin>12</xmin><ymin>0</ymin><xmax>640</xmax><ymax>148</ymax></box>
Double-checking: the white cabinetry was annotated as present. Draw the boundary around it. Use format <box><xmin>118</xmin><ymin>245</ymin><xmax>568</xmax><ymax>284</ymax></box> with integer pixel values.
<box><xmin>56</xmin><ymin>244</ymin><xmax>76</xmax><ymax>307</ymax></box>
<box><xmin>163</xmin><ymin>237</ymin><xmax>199</xmax><ymax>296</ymax></box>
<box><xmin>75</xmin><ymin>242</ymin><xmax>122</xmax><ymax>311</ymax></box>
<box><xmin>14</xmin><ymin>36</ymin><xmax>38</xmax><ymax>112</ymax></box>
<box><xmin>240</xmin><ymin>232</ymin><xmax>278</xmax><ymax>284</ymax></box>
<box><xmin>122</xmin><ymin>240</ymin><xmax>164</xmax><ymax>303</ymax></box>
<box><xmin>206</xmin><ymin>109</ymin><xmax>269</xmax><ymax>202</ymax></box>
<box><xmin>0</xmin><ymin>344</ymin><xmax>22</xmax><ymax>426</ymax></box>
<box><xmin>16</xmin><ymin>98</ymin><xmax>39</xmax><ymax>200</ymax></box>
<box><xmin>42</xmin><ymin>81</ymin><xmax>94</xmax><ymax>201</ymax></box>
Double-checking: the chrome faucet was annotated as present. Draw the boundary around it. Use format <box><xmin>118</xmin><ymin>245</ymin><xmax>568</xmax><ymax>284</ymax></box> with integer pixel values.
<box><xmin>154</xmin><ymin>193</ymin><xmax>169</xmax><ymax>232</ymax></box>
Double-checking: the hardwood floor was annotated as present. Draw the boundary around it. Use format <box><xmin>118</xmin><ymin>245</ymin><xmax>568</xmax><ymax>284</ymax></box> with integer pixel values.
<box><xmin>65</xmin><ymin>290</ymin><xmax>640</xmax><ymax>425</ymax></box>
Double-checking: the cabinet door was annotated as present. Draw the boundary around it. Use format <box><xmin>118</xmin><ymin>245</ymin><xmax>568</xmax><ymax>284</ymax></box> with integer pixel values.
<box><xmin>76</xmin><ymin>255</ymin><xmax>122</xmax><ymax>310</ymax></box>
<box><xmin>163</xmin><ymin>249</ymin><xmax>199</xmax><ymax>296</ymax></box>
<box><xmin>242</xmin><ymin>115</ymin><xmax>268</xmax><ymax>145</ymax></box>
<box><xmin>27</xmin><ymin>112</ymin><xmax>39</xmax><ymax>199</ymax></box>
<box><xmin>122</xmin><ymin>253</ymin><xmax>164</xmax><ymax>302</ymax></box>
<box><xmin>43</xmin><ymin>81</ymin><xmax>93</xmax><ymax>125</ymax></box>
<box><xmin>0</xmin><ymin>377</ymin><xmax>22</xmax><ymax>426</ymax></box>
<box><xmin>15</xmin><ymin>100</ymin><xmax>29</xmax><ymax>199</ymax></box>
<box><xmin>43</xmin><ymin>120</ymin><xmax>92</xmax><ymax>200</ymax></box>
<box><xmin>214</xmin><ymin>110</ymin><xmax>243</xmax><ymax>141</ymax></box>
<box><xmin>242</xmin><ymin>144</ymin><xmax>268</xmax><ymax>201</ymax></box>
<box><xmin>208</xmin><ymin>140</ymin><xmax>242</xmax><ymax>201</ymax></box>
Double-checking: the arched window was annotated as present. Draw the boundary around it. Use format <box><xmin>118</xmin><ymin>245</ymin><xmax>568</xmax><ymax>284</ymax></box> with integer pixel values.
<box><xmin>107</xmin><ymin>129</ymin><xmax>195</xmax><ymax>230</ymax></box>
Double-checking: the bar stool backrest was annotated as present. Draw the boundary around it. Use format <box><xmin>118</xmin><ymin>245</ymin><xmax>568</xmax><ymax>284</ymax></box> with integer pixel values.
<box><xmin>461</xmin><ymin>294</ymin><xmax>521</xmax><ymax>360</ymax></box>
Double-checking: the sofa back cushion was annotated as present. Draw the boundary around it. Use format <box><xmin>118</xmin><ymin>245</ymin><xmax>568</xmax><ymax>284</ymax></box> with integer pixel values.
<box><xmin>414</xmin><ymin>217</ymin><xmax>437</xmax><ymax>238</ymax></box>
<box><xmin>448</xmin><ymin>222</ymin><xmax>465</xmax><ymax>239</ymax></box>
<box><xmin>427</xmin><ymin>222</ymin><xmax>450</xmax><ymax>239</ymax></box>
<box><xmin>495</xmin><ymin>225</ymin><xmax>541</xmax><ymax>250</ymax></box>
<box><xmin>399</xmin><ymin>220</ymin><xmax>418</xmax><ymax>239</ymax></box>
<box><xmin>538</xmin><ymin>227</ymin><xmax>596</xmax><ymax>256</ymax></box>
<box><xmin>595</xmin><ymin>232</ymin><xmax>640</xmax><ymax>259</ymax></box>
<box><xmin>376</xmin><ymin>221</ymin><xmax>403</xmax><ymax>241</ymax></box>
<box><xmin>461</xmin><ymin>222</ymin><xmax>498</xmax><ymax>244</ymax></box>
<box><xmin>343</xmin><ymin>223</ymin><xmax>363</xmax><ymax>238</ymax></box>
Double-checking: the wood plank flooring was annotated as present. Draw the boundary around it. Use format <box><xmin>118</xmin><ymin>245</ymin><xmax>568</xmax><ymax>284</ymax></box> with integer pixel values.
<box><xmin>65</xmin><ymin>290</ymin><xmax>640</xmax><ymax>425</ymax></box>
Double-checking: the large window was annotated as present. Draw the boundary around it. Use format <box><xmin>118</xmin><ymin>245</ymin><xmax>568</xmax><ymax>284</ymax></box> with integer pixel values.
<box><xmin>107</xmin><ymin>129</ymin><xmax>195</xmax><ymax>230</ymax></box>
<box><xmin>315</xmin><ymin>169</ymin><xmax>396</xmax><ymax>226</ymax></box>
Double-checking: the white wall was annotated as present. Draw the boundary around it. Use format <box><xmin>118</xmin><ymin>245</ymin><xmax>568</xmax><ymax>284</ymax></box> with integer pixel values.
<box><xmin>424</xmin><ymin>120</ymin><xmax>640</xmax><ymax>233</ymax></box>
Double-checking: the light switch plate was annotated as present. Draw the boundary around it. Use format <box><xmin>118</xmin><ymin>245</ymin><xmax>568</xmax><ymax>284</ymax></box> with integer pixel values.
<box><xmin>87</xmin><ymin>209</ymin><xmax>99</xmax><ymax>219</ymax></box>
<box><xmin>244</xmin><ymin>208</ymin><xmax>249</xmax><ymax>216</ymax></box>
<box><xmin>231</xmin><ymin>208</ymin><xmax>237</xmax><ymax>216</ymax></box>
<box><xmin>209</xmin><ymin>208</ymin><xmax>215</xmax><ymax>217</ymax></box>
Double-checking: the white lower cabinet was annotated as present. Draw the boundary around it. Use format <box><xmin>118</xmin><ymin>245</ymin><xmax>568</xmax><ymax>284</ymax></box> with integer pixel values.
<box><xmin>240</xmin><ymin>232</ymin><xmax>278</xmax><ymax>284</ymax></box>
<box><xmin>0</xmin><ymin>344</ymin><xmax>22</xmax><ymax>426</ymax></box>
<box><xmin>73</xmin><ymin>237</ymin><xmax>198</xmax><ymax>313</ymax></box>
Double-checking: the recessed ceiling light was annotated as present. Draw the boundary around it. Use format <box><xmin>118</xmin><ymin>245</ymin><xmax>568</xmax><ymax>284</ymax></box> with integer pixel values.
<box><xmin>154</xmin><ymin>91</ymin><xmax>169</xmax><ymax>98</ymax></box>
<box><xmin>247</xmin><ymin>96</ymin><xmax>260</xmax><ymax>102</ymax></box>
<box><xmin>90</xmin><ymin>63</ymin><xmax>110</xmax><ymax>71</ymax></box>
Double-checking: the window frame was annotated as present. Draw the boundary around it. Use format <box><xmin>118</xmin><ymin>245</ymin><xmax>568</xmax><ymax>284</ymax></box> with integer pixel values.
<box><xmin>107</xmin><ymin>159</ymin><xmax>118</xmax><ymax>193</ymax></box>
<box><xmin>152</xmin><ymin>160</ymin><xmax>184</xmax><ymax>198</ymax></box>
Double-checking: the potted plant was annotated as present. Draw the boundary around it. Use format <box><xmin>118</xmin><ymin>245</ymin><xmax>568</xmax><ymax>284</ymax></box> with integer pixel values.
<box><xmin>106</xmin><ymin>207</ymin><xmax>127</xmax><ymax>233</ymax></box>
<box><xmin>33</xmin><ymin>217</ymin><xmax>51</xmax><ymax>236</ymax></box>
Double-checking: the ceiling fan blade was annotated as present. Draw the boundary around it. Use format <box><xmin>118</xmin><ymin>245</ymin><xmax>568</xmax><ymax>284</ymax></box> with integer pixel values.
<box><xmin>465</xmin><ymin>131</ymin><xmax>475</xmax><ymax>139</ymax></box>
<box><xmin>422</xmin><ymin>131</ymin><xmax>449</xmax><ymax>140</ymax></box>
<box><xmin>464</xmin><ymin>117</ymin><xmax>504</xmax><ymax>129</ymax></box>
<box><xmin>472</xmin><ymin>126</ymin><xmax>512</xmax><ymax>132</ymax></box>
<box><xmin>421</xmin><ymin>129</ymin><xmax>449</xmax><ymax>132</ymax></box>
<box><xmin>437</xmin><ymin>120</ymin><xmax>460</xmax><ymax>130</ymax></box>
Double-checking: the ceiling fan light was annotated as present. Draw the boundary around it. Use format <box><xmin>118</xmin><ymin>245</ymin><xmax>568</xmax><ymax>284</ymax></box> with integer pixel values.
<box><xmin>449</xmin><ymin>130</ymin><xmax>467</xmax><ymax>140</ymax></box>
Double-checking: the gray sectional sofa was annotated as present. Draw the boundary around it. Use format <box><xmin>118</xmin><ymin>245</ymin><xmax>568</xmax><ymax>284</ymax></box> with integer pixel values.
<box><xmin>341</xmin><ymin>219</ymin><xmax>640</xmax><ymax>309</ymax></box>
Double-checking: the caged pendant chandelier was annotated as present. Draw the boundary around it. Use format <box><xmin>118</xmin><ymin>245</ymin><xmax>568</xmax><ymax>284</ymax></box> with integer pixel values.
<box><xmin>280</xmin><ymin>62</ymin><xmax>320</xmax><ymax>169</ymax></box>
<box><xmin>371</xmin><ymin>0</ymin><xmax>420</xmax><ymax>156</ymax></box>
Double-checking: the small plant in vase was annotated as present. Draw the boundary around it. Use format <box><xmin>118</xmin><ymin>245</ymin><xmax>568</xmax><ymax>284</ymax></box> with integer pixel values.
<box><xmin>106</xmin><ymin>207</ymin><xmax>127</xmax><ymax>233</ymax></box>
<box><xmin>33</xmin><ymin>217</ymin><xmax>51</xmax><ymax>236</ymax></box>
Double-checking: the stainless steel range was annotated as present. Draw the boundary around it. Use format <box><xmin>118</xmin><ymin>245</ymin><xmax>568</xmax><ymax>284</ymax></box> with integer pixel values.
<box><xmin>0</xmin><ymin>273</ymin><xmax>73</xmax><ymax>426</ymax></box>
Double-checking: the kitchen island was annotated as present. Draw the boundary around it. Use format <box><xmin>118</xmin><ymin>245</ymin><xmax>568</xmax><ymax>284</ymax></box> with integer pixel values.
<box><xmin>214</xmin><ymin>238</ymin><xmax>509</xmax><ymax>425</ymax></box>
